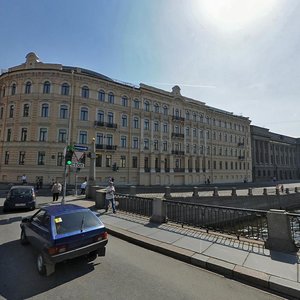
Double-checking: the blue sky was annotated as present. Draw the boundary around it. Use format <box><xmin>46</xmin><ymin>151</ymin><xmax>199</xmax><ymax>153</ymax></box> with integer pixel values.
<box><xmin>1</xmin><ymin>0</ymin><xmax>300</xmax><ymax>137</ymax></box>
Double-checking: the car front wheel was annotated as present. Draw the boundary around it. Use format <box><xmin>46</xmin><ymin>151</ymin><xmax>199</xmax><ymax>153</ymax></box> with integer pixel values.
<box><xmin>20</xmin><ymin>229</ymin><xmax>29</xmax><ymax>245</ymax></box>
<box><xmin>37</xmin><ymin>253</ymin><xmax>46</xmax><ymax>275</ymax></box>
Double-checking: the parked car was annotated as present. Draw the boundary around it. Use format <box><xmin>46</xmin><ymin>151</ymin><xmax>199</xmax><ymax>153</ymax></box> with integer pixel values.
<box><xmin>3</xmin><ymin>185</ymin><xmax>36</xmax><ymax>212</ymax></box>
<box><xmin>20</xmin><ymin>204</ymin><xmax>108</xmax><ymax>276</ymax></box>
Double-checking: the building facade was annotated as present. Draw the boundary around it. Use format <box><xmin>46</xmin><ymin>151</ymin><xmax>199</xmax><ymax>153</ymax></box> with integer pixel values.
<box><xmin>0</xmin><ymin>53</ymin><xmax>252</xmax><ymax>186</ymax></box>
<box><xmin>251</xmin><ymin>125</ymin><xmax>300</xmax><ymax>182</ymax></box>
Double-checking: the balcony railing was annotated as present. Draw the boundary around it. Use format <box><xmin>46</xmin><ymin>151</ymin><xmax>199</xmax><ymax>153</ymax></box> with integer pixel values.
<box><xmin>94</xmin><ymin>121</ymin><xmax>118</xmax><ymax>129</ymax></box>
<box><xmin>172</xmin><ymin>116</ymin><xmax>185</xmax><ymax>122</ymax></box>
<box><xmin>95</xmin><ymin>144</ymin><xmax>117</xmax><ymax>151</ymax></box>
<box><xmin>171</xmin><ymin>150</ymin><xmax>185</xmax><ymax>155</ymax></box>
<box><xmin>171</xmin><ymin>133</ymin><xmax>184</xmax><ymax>139</ymax></box>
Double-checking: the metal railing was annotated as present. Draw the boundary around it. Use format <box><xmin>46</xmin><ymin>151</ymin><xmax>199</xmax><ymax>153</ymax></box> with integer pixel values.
<box><xmin>287</xmin><ymin>213</ymin><xmax>300</xmax><ymax>248</ymax></box>
<box><xmin>164</xmin><ymin>200</ymin><xmax>268</xmax><ymax>241</ymax></box>
<box><xmin>115</xmin><ymin>194</ymin><xmax>153</xmax><ymax>217</ymax></box>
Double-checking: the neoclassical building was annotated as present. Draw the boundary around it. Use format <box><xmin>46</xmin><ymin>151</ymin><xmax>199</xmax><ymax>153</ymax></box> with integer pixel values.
<box><xmin>251</xmin><ymin>125</ymin><xmax>300</xmax><ymax>182</ymax></box>
<box><xmin>0</xmin><ymin>52</ymin><xmax>252</xmax><ymax>186</ymax></box>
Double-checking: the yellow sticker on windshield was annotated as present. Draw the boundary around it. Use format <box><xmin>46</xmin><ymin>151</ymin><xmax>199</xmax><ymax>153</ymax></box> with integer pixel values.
<box><xmin>54</xmin><ymin>217</ymin><xmax>62</xmax><ymax>223</ymax></box>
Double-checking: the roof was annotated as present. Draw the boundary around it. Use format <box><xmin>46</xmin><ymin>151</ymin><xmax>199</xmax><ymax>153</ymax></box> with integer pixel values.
<box><xmin>10</xmin><ymin>185</ymin><xmax>34</xmax><ymax>190</ymax></box>
<box><xmin>41</xmin><ymin>204</ymin><xmax>88</xmax><ymax>216</ymax></box>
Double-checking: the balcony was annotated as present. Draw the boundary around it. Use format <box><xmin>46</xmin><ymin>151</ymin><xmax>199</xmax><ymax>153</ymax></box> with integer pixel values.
<box><xmin>94</xmin><ymin>121</ymin><xmax>118</xmax><ymax>129</ymax></box>
<box><xmin>95</xmin><ymin>144</ymin><xmax>117</xmax><ymax>151</ymax></box>
<box><xmin>171</xmin><ymin>133</ymin><xmax>184</xmax><ymax>139</ymax></box>
<box><xmin>171</xmin><ymin>150</ymin><xmax>185</xmax><ymax>155</ymax></box>
<box><xmin>172</xmin><ymin>116</ymin><xmax>185</xmax><ymax>122</ymax></box>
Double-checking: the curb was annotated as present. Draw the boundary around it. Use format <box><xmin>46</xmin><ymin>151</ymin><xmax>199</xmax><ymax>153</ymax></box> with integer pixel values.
<box><xmin>106</xmin><ymin>224</ymin><xmax>300</xmax><ymax>299</ymax></box>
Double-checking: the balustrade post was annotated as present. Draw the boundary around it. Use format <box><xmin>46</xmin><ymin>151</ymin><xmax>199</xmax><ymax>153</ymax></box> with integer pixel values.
<box><xmin>285</xmin><ymin>188</ymin><xmax>290</xmax><ymax>194</ymax></box>
<box><xmin>231</xmin><ymin>187</ymin><xmax>237</xmax><ymax>196</ymax></box>
<box><xmin>295</xmin><ymin>187</ymin><xmax>298</xmax><ymax>193</ymax></box>
<box><xmin>263</xmin><ymin>188</ymin><xmax>268</xmax><ymax>196</ymax></box>
<box><xmin>164</xmin><ymin>186</ymin><xmax>172</xmax><ymax>199</ymax></box>
<box><xmin>248</xmin><ymin>188</ymin><xmax>253</xmax><ymax>196</ymax></box>
<box><xmin>150</xmin><ymin>198</ymin><xmax>167</xmax><ymax>224</ymax></box>
<box><xmin>275</xmin><ymin>187</ymin><xmax>280</xmax><ymax>195</ymax></box>
<box><xmin>192</xmin><ymin>187</ymin><xmax>199</xmax><ymax>198</ymax></box>
<box><xmin>265</xmin><ymin>209</ymin><xmax>297</xmax><ymax>253</ymax></box>
<box><xmin>213</xmin><ymin>187</ymin><xmax>219</xmax><ymax>197</ymax></box>
<box><xmin>129</xmin><ymin>185</ymin><xmax>136</xmax><ymax>196</ymax></box>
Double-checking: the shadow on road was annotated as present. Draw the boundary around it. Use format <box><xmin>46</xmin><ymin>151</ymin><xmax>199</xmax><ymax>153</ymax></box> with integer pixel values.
<box><xmin>0</xmin><ymin>239</ymin><xmax>101</xmax><ymax>299</ymax></box>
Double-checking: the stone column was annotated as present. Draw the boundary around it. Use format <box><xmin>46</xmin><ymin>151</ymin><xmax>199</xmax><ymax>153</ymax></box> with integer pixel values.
<box><xmin>192</xmin><ymin>186</ymin><xmax>199</xmax><ymax>198</ymax></box>
<box><xmin>265</xmin><ymin>209</ymin><xmax>297</xmax><ymax>253</ymax></box>
<box><xmin>150</xmin><ymin>198</ymin><xmax>167</xmax><ymax>224</ymax></box>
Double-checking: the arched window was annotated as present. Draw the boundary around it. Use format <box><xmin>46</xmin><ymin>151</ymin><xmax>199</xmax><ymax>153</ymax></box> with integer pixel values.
<box><xmin>80</xmin><ymin>107</ymin><xmax>88</xmax><ymax>121</ymax></box>
<box><xmin>25</xmin><ymin>81</ymin><xmax>31</xmax><ymax>94</ymax></box>
<box><xmin>108</xmin><ymin>92</ymin><xmax>114</xmax><ymax>104</ymax></box>
<box><xmin>154</xmin><ymin>103</ymin><xmax>159</xmax><ymax>113</ymax></box>
<box><xmin>23</xmin><ymin>104</ymin><xmax>29</xmax><ymax>117</ymax></box>
<box><xmin>43</xmin><ymin>81</ymin><xmax>51</xmax><ymax>94</ymax></box>
<box><xmin>61</xmin><ymin>83</ymin><xmax>70</xmax><ymax>96</ymax></box>
<box><xmin>175</xmin><ymin>109</ymin><xmax>179</xmax><ymax>117</ymax></box>
<box><xmin>41</xmin><ymin>103</ymin><xmax>49</xmax><ymax>117</ymax></box>
<box><xmin>122</xmin><ymin>115</ymin><xmax>128</xmax><ymax>127</ymax></box>
<box><xmin>97</xmin><ymin>110</ymin><xmax>104</xmax><ymax>122</ymax></box>
<box><xmin>133</xmin><ymin>99</ymin><xmax>140</xmax><ymax>109</ymax></box>
<box><xmin>9</xmin><ymin>105</ymin><xmax>14</xmax><ymax>118</ymax></box>
<box><xmin>60</xmin><ymin>105</ymin><xmax>69</xmax><ymax>119</ymax></box>
<box><xmin>122</xmin><ymin>96</ymin><xmax>128</xmax><ymax>107</ymax></box>
<box><xmin>81</xmin><ymin>86</ymin><xmax>89</xmax><ymax>98</ymax></box>
<box><xmin>98</xmin><ymin>90</ymin><xmax>105</xmax><ymax>101</ymax></box>
<box><xmin>163</xmin><ymin>105</ymin><xmax>168</xmax><ymax>116</ymax></box>
<box><xmin>11</xmin><ymin>83</ymin><xmax>16</xmax><ymax>95</ymax></box>
<box><xmin>144</xmin><ymin>101</ymin><xmax>150</xmax><ymax>112</ymax></box>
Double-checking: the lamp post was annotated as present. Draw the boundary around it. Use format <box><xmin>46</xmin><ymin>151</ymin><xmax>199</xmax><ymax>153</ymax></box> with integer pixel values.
<box><xmin>87</xmin><ymin>138</ymin><xmax>96</xmax><ymax>196</ymax></box>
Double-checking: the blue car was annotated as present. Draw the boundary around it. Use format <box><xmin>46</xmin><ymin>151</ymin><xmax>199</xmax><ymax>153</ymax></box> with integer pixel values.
<box><xmin>20</xmin><ymin>204</ymin><xmax>108</xmax><ymax>276</ymax></box>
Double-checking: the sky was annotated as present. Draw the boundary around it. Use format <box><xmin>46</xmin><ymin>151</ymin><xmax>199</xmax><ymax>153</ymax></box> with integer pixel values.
<box><xmin>0</xmin><ymin>0</ymin><xmax>299</xmax><ymax>138</ymax></box>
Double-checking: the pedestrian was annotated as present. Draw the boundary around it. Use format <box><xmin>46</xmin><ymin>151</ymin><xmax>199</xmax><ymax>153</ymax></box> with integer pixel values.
<box><xmin>105</xmin><ymin>180</ymin><xmax>116</xmax><ymax>213</ymax></box>
<box><xmin>280</xmin><ymin>184</ymin><xmax>284</xmax><ymax>193</ymax></box>
<box><xmin>21</xmin><ymin>174</ymin><xmax>27</xmax><ymax>185</ymax></box>
<box><xmin>36</xmin><ymin>177</ymin><xmax>40</xmax><ymax>190</ymax></box>
<box><xmin>80</xmin><ymin>180</ymin><xmax>87</xmax><ymax>195</ymax></box>
<box><xmin>51</xmin><ymin>181</ymin><xmax>62</xmax><ymax>202</ymax></box>
<box><xmin>39</xmin><ymin>177</ymin><xmax>43</xmax><ymax>189</ymax></box>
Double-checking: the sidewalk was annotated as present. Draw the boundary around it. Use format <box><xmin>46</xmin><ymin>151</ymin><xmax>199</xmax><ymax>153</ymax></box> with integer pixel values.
<box><xmin>66</xmin><ymin>196</ymin><xmax>300</xmax><ymax>299</ymax></box>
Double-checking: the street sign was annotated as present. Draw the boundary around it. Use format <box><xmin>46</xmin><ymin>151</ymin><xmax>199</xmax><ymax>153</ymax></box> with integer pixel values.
<box><xmin>74</xmin><ymin>144</ymin><xmax>89</xmax><ymax>151</ymax></box>
<box><xmin>72</xmin><ymin>162</ymin><xmax>85</xmax><ymax>168</ymax></box>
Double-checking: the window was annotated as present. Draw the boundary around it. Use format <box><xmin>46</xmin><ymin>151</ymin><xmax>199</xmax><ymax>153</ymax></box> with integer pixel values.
<box><xmin>61</xmin><ymin>83</ymin><xmax>70</xmax><ymax>96</ymax></box>
<box><xmin>5</xmin><ymin>151</ymin><xmax>9</xmax><ymax>164</ymax></box>
<box><xmin>163</xmin><ymin>123</ymin><xmax>168</xmax><ymax>133</ymax></box>
<box><xmin>133</xmin><ymin>137</ymin><xmax>139</xmax><ymax>149</ymax></box>
<box><xmin>163</xmin><ymin>106</ymin><xmax>168</xmax><ymax>116</ymax></box>
<box><xmin>144</xmin><ymin>139</ymin><xmax>149</xmax><ymax>150</ymax></box>
<box><xmin>133</xmin><ymin>117</ymin><xmax>139</xmax><ymax>129</ymax></box>
<box><xmin>41</xmin><ymin>103</ymin><xmax>49</xmax><ymax>117</ymax></box>
<box><xmin>0</xmin><ymin>107</ymin><xmax>3</xmax><ymax>119</ymax></box>
<box><xmin>81</xmin><ymin>86</ymin><xmax>89</xmax><ymax>98</ymax></box>
<box><xmin>107</xmin><ymin>112</ymin><xmax>114</xmax><ymax>124</ymax></box>
<box><xmin>106</xmin><ymin>134</ymin><xmax>113</xmax><ymax>146</ymax></box>
<box><xmin>19</xmin><ymin>151</ymin><xmax>25</xmax><ymax>165</ymax></box>
<box><xmin>9</xmin><ymin>105</ymin><xmax>14</xmax><ymax>118</ymax></box>
<box><xmin>193</xmin><ymin>128</ymin><xmax>197</xmax><ymax>137</ymax></box>
<box><xmin>108</xmin><ymin>92</ymin><xmax>114</xmax><ymax>104</ymax></box>
<box><xmin>144</xmin><ymin>101</ymin><xmax>150</xmax><ymax>112</ymax></box>
<box><xmin>58</xmin><ymin>129</ymin><xmax>67</xmax><ymax>143</ymax></box>
<box><xmin>154</xmin><ymin>140</ymin><xmax>159</xmax><ymax>151</ymax></box>
<box><xmin>132</xmin><ymin>156</ymin><xmax>138</xmax><ymax>168</ymax></box>
<box><xmin>154</xmin><ymin>121</ymin><xmax>159</xmax><ymax>132</ymax></box>
<box><xmin>43</xmin><ymin>81</ymin><xmax>51</xmax><ymax>94</ymax></box>
<box><xmin>21</xmin><ymin>128</ymin><xmax>27</xmax><ymax>141</ymax></box>
<box><xmin>121</xmin><ymin>96</ymin><xmax>128</xmax><ymax>107</ymax></box>
<box><xmin>106</xmin><ymin>155</ymin><xmax>112</xmax><ymax>167</ymax></box>
<box><xmin>79</xmin><ymin>131</ymin><xmax>87</xmax><ymax>144</ymax></box>
<box><xmin>80</xmin><ymin>107</ymin><xmax>88</xmax><ymax>121</ymax></box>
<box><xmin>121</xmin><ymin>136</ymin><xmax>127</xmax><ymax>148</ymax></box>
<box><xmin>39</xmin><ymin>128</ymin><xmax>48</xmax><ymax>141</ymax></box>
<box><xmin>175</xmin><ymin>109</ymin><xmax>179</xmax><ymax>117</ymax></box>
<box><xmin>186</xmin><ymin>127</ymin><xmax>190</xmax><ymax>136</ymax></box>
<box><xmin>96</xmin><ymin>154</ymin><xmax>102</xmax><ymax>167</ymax></box>
<box><xmin>133</xmin><ymin>99</ymin><xmax>140</xmax><ymax>109</ymax></box>
<box><xmin>57</xmin><ymin>152</ymin><xmax>64</xmax><ymax>166</ymax></box>
<box><xmin>193</xmin><ymin>114</ymin><xmax>197</xmax><ymax>122</ymax></box>
<box><xmin>7</xmin><ymin>128</ymin><xmax>11</xmax><ymax>141</ymax></box>
<box><xmin>98</xmin><ymin>90</ymin><xmax>105</xmax><ymax>101</ymax></box>
<box><xmin>59</xmin><ymin>105</ymin><xmax>68</xmax><ymax>119</ymax></box>
<box><xmin>193</xmin><ymin>144</ymin><xmax>197</xmax><ymax>154</ymax></box>
<box><xmin>154</xmin><ymin>103</ymin><xmax>159</xmax><ymax>113</ymax></box>
<box><xmin>97</xmin><ymin>110</ymin><xmax>104</xmax><ymax>122</ymax></box>
<box><xmin>144</xmin><ymin>119</ymin><xmax>150</xmax><ymax>130</ymax></box>
<box><xmin>2</xmin><ymin>86</ymin><xmax>5</xmax><ymax>97</ymax></box>
<box><xmin>163</xmin><ymin>141</ymin><xmax>168</xmax><ymax>151</ymax></box>
<box><xmin>25</xmin><ymin>81</ymin><xmax>31</xmax><ymax>94</ymax></box>
<box><xmin>121</xmin><ymin>115</ymin><xmax>128</xmax><ymax>127</ymax></box>
<box><xmin>96</xmin><ymin>133</ymin><xmax>103</xmax><ymax>145</ymax></box>
<box><xmin>38</xmin><ymin>151</ymin><xmax>45</xmax><ymax>165</ymax></box>
<box><xmin>120</xmin><ymin>156</ymin><xmax>126</xmax><ymax>168</ymax></box>
<box><xmin>11</xmin><ymin>83</ymin><xmax>16</xmax><ymax>95</ymax></box>
<box><xmin>23</xmin><ymin>104</ymin><xmax>29</xmax><ymax>117</ymax></box>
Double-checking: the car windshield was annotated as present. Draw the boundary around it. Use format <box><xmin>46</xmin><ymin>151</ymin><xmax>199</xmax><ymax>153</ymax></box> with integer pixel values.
<box><xmin>54</xmin><ymin>210</ymin><xmax>101</xmax><ymax>235</ymax></box>
<box><xmin>11</xmin><ymin>188</ymin><xmax>32</xmax><ymax>196</ymax></box>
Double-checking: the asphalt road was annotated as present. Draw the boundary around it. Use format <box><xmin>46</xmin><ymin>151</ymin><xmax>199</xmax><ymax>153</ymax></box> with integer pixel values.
<box><xmin>0</xmin><ymin>199</ymin><xmax>286</xmax><ymax>300</ymax></box>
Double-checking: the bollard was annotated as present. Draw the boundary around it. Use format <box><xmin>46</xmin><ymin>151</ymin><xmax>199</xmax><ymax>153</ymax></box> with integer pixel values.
<box><xmin>295</xmin><ymin>187</ymin><xmax>298</xmax><ymax>193</ymax></box>
<box><xmin>150</xmin><ymin>198</ymin><xmax>167</xmax><ymax>224</ymax></box>
<box><xmin>275</xmin><ymin>188</ymin><xmax>280</xmax><ymax>196</ymax></box>
<box><xmin>192</xmin><ymin>187</ymin><xmax>199</xmax><ymax>198</ymax></box>
<box><xmin>129</xmin><ymin>185</ymin><xmax>136</xmax><ymax>196</ymax></box>
<box><xmin>248</xmin><ymin>188</ymin><xmax>253</xmax><ymax>196</ymax></box>
<box><xmin>164</xmin><ymin>186</ymin><xmax>172</xmax><ymax>199</ymax></box>
<box><xmin>231</xmin><ymin>187</ymin><xmax>237</xmax><ymax>196</ymax></box>
<box><xmin>213</xmin><ymin>187</ymin><xmax>219</xmax><ymax>197</ymax></box>
<box><xmin>263</xmin><ymin>188</ymin><xmax>268</xmax><ymax>196</ymax></box>
<box><xmin>285</xmin><ymin>188</ymin><xmax>290</xmax><ymax>194</ymax></box>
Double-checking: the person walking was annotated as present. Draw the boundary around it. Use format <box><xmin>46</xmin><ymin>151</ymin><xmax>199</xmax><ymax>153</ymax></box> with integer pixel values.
<box><xmin>80</xmin><ymin>180</ymin><xmax>87</xmax><ymax>195</ymax></box>
<box><xmin>105</xmin><ymin>180</ymin><xmax>116</xmax><ymax>213</ymax></box>
<box><xmin>21</xmin><ymin>174</ymin><xmax>27</xmax><ymax>185</ymax></box>
<box><xmin>51</xmin><ymin>181</ymin><xmax>62</xmax><ymax>202</ymax></box>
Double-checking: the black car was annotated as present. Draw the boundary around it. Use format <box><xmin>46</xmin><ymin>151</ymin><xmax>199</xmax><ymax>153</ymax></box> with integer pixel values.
<box><xmin>3</xmin><ymin>185</ymin><xmax>36</xmax><ymax>212</ymax></box>
<box><xmin>20</xmin><ymin>204</ymin><xmax>108</xmax><ymax>276</ymax></box>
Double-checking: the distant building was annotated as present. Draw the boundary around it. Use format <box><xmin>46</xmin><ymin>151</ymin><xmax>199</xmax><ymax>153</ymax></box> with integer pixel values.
<box><xmin>251</xmin><ymin>125</ymin><xmax>300</xmax><ymax>182</ymax></box>
<box><xmin>0</xmin><ymin>52</ymin><xmax>252</xmax><ymax>185</ymax></box>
